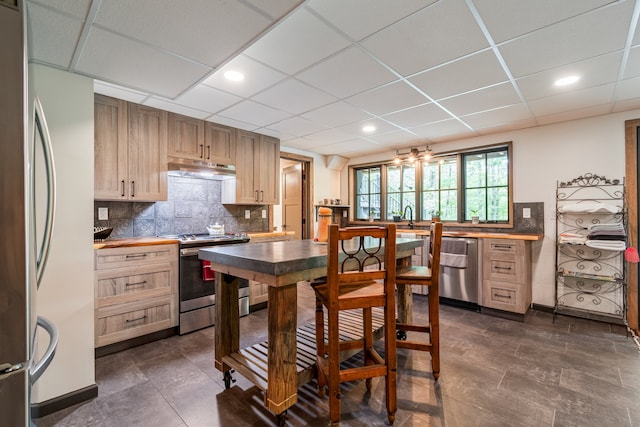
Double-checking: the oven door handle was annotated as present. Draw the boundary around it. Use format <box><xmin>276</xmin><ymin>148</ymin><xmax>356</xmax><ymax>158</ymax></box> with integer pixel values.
<box><xmin>180</xmin><ymin>247</ymin><xmax>204</xmax><ymax>257</ymax></box>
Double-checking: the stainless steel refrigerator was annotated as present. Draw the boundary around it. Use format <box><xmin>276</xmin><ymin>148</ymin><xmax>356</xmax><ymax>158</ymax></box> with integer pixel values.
<box><xmin>0</xmin><ymin>2</ymin><xmax>58</xmax><ymax>425</ymax></box>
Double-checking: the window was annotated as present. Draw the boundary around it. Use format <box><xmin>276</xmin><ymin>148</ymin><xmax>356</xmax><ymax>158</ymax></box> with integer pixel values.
<box><xmin>463</xmin><ymin>149</ymin><xmax>509</xmax><ymax>222</ymax></box>
<box><xmin>386</xmin><ymin>163</ymin><xmax>415</xmax><ymax>220</ymax></box>
<box><xmin>351</xmin><ymin>144</ymin><xmax>511</xmax><ymax>223</ymax></box>
<box><xmin>355</xmin><ymin>166</ymin><xmax>381</xmax><ymax>220</ymax></box>
<box><xmin>422</xmin><ymin>156</ymin><xmax>457</xmax><ymax>221</ymax></box>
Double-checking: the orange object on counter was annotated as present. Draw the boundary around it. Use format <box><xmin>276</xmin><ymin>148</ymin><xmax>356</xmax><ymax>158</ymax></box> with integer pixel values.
<box><xmin>316</xmin><ymin>207</ymin><xmax>333</xmax><ymax>242</ymax></box>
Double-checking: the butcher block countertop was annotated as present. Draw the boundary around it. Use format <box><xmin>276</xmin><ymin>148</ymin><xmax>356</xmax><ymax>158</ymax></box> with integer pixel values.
<box><xmin>397</xmin><ymin>229</ymin><xmax>543</xmax><ymax>240</ymax></box>
<box><xmin>93</xmin><ymin>237</ymin><xmax>179</xmax><ymax>249</ymax></box>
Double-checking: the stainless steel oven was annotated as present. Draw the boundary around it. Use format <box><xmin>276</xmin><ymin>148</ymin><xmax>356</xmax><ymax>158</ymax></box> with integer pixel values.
<box><xmin>164</xmin><ymin>234</ymin><xmax>250</xmax><ymax>334</ymax></box>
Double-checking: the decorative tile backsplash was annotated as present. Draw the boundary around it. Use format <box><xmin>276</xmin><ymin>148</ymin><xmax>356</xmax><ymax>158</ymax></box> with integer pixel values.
<box><xmin>94</xmin><ymin>176</ymin><xmax>269</xmax><ymax>238</ymax></box>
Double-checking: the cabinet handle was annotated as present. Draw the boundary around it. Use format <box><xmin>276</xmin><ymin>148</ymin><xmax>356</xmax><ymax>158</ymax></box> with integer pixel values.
<box><xmin>206</xmin><ymin>145</ymin><xmax>211</xmax><ymax>160</ymax></box>
<box><xmin>260</xmin><ymin>190</ymin><xmax>264</xmax><ymax>202</ymax></box>
<box><xmin>125</xmin><ymin>253</ymin><xmax>148</xmax><ymax>259</ymax></box>
<box><xmin>121</xmin><ymin>180</ymin><xmax>125</xmax><ymax>197</ymax></box>
<box><xmin>125</xmin><ymin>315</ymin><xmax>147</xmax><ymax>324</ymax></box>
<box><xmin>131</xmin><ymin>181</ymin><xmax>135</xmax><ymax>197</ymax></box>
<box><xmin>494</xmin><ymin>266</ymin><xmax>512</xmax><ymax>271</ymax></box>
<box><xmin>200</xmin><ymin>144</ymin><xmax>204</xmax><ymax>159</ymax></box>
<box><xmin>255</xmin><ymin>190</ymin><xmax>259</xmax><ymax>202</ymax></box>
<box><xmin>494</xmin><ymin>293</ymin><xmax>512</xmax><ymax>299</ymax></box>
<box><xmin>493</xmin><ymin>244</ymin><xmax>513</xmax><ymax>251</ymax></box>
<box><xmin>125</xmin><ymin>280</ymin><xmax>147</xmax><ymax>287</ymax></box>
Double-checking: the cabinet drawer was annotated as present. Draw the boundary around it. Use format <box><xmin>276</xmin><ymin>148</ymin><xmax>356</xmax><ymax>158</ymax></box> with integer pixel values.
<box><xmin>95</xmin><ymin>262</ymin><xmax>177</xmax><ymax>307</ymax></box>
<box><xmin>249</xmin><ymin>280</ymin><xmax>269</xmax><ymax>306</ymax></box>
<box><xmin>484</xmin><ymin>239</ymin><xmax>523</xmax><ymax>256</ymax></box>
<box><xmin>486</xmin><ymin>259</ymin><xmax>518</xmax><ymax>282</ymax></box>
<box><xmin>95</xmin><ymin>244</ymin><xmax>177</xmax><ymax>270</ymax></box>
<box><xmin>95</xmin><ymin>295</ymin><xmax>177</xmax><ymax>347</ymax></box>
<box><xmin>483</xmin><ymin>280</ymin><xmax>530</xmax><ymax>314</ymax></box>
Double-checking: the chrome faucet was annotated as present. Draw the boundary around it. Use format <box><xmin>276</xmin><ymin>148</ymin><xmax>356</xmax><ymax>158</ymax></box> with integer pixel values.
<box><xmin>402</xmin><ymin>205</ymin><xmax>414</xmax><ymax>229</ymax></box>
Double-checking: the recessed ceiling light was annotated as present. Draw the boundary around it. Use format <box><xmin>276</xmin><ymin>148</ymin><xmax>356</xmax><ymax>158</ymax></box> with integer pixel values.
<box><xmin>554</xmin><ymin>75</ymin><xmax>580</xmax><ymax>87</ymax></box>
<box><xmin>362</xmin><ymin>125</ymin><xmax>376</xmax><ymax>133</ymax></box>
<box><xmin>224</xmin><ymin>70</ymin><xmax>244</xmax><ymax>82</ymax></box>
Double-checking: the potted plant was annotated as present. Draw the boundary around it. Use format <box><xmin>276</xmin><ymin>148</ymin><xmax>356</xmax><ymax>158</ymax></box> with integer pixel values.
<box><xmin>470</xmin><ymin>209</ymin><xmax>480</xmax><ymax>224</ymax></box>
<box><xmin>431</xmin><ymin>210</ymin><xmax>441</xmax><ymax>222</ymax></box>
<box><xmin>391</xmin><ymin>211</ymin><xmax>402</xmax><ymax>222</ymax></box>
<box><xmin>369</xmin><ymin>208</ymin><xmax>376</xmax><ymax>222</ymax></box>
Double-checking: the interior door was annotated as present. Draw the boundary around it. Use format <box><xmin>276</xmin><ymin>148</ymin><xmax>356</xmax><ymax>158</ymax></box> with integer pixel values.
<box><xmin>282</xmin><ymin>165</ymin><xmax>302</xmax><ymax>240</ymax></box>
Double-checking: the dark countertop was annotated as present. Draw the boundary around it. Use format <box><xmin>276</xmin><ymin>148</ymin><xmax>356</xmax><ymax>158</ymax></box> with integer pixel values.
<box><xmin>199</xmin><ymin>237</ymin><xmax>423</xmax><ymax>277</ymax></box>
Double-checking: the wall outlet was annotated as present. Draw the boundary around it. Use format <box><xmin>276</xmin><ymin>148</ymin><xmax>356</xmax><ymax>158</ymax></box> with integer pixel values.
<box><xmin>522</xmin><ymin>207</ymin><xmax>531</xmax><ymax>219</ymax></box>
<box><xmin>98</xmin><ymin>207</ymin><xmax>108</xmax><ymax>221</ymax></box>
<box><xmin>245</xmin><ymin>209</ymin><xmax>251</xmax><ymax>219</ymax></box>
<box><xmin>262</xmin><ymin>209</ymin><xmax>267</xmax><ymax>218</ymax></box>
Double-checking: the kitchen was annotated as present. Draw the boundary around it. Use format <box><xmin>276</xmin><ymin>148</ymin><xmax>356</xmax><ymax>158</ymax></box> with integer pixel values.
<box><xmin>2</xmin><ymin>1</ymin><xmax>640</xmax><ymax>426</ymax></box>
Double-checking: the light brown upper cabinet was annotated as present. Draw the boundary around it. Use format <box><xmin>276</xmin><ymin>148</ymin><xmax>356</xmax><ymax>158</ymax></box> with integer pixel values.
<box><xmin>95</xmin><ymin>94</ymin><xmax>168</xmax><ymax>201</ymax></box>
<box><xmin>222</xmin><ymin>130</ymin><xmax>280</xmax><ymax>205</ymax></box>
<box><xmin>167</xmin><ymin>114</ymin><xmax>235</xmax><ymax>165</ymax></box>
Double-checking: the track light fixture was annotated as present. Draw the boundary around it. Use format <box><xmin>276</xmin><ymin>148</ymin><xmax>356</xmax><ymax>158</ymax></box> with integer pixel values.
<box><xmin>393</xmin><ymin>146</ymin><xmax>432</xmax><ymax>164</ymax></box>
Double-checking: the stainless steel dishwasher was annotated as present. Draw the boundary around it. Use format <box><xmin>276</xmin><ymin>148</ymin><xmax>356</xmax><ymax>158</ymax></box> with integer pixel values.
<box><xmin>424</xmin><ymin>236</ymin><xmax>479</xmax><ymax>309</ymax></box>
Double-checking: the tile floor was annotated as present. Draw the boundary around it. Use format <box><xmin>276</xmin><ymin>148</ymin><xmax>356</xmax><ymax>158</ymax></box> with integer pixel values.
<box><xmin>35</xmin><ymin>283</ymin><xmax>640</xmax><ymax>427</ymax></box>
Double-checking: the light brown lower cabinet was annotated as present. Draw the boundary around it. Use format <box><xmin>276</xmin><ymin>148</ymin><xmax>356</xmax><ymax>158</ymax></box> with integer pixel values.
<box><xmin>481</xmin><ymin>239</ymin><xmax>532</xmax><ymax>314</ymax></box>
<box><xmin>94</xmin><ymin>244</ymin><xmax>178</xmax><ymax>347</ymax></box>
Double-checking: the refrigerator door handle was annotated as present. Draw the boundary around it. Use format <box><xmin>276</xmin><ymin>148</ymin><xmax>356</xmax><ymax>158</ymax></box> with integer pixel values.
<box><xmin>30</xmin><ymin>316</ymin><xmax>58</xmax><ymax>384</ymax></box>
<box><xmin>33</xmin><ymin>96</ymin><xmax>56</xmax><ymax>289</ymax></box>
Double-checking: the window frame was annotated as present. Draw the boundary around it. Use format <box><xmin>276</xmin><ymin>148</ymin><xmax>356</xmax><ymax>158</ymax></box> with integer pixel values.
<box><xmin>348</xmin><ymin>142</ymin><xmax>513</xmax><ymax>227</ymax></box>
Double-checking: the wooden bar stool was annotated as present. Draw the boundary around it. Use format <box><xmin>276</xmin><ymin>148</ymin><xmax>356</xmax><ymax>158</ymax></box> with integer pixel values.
<box><xmin>395</xmin><ymin>221</ymin><xmax>443</xmax><ymax>380</ymax></box>
<box><xmin>312</xmin><ymin>223</ymin><xmax>398</xmax><ymax>426</ymax></box>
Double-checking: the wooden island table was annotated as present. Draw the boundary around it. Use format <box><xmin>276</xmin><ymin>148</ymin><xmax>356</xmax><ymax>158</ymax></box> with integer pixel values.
<box><xmin>199</xmin><ymin>237</ymin><xmax>423</xmax><ymax>421</ymax></box>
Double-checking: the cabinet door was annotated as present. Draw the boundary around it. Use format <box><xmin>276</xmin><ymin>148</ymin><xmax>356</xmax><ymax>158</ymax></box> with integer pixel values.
<box><xmin>128</xmin><ymin>103</ymin><xmax>168</xmax><ymax>201</ymax></box>
<box><xmin>167</xmin><ymin>113</ymin><xmax>205</xmax><ymax>160</ymax></box>
<box><xmin>95</xmin><ymin>94</ymin><xmax>128</xmax><ymax>200</ymax></box>
<box><xmin>259</xmin><ymin>135</ymin><xmax>280</xmax><ymax>204</ymax></box>
<box><xmin>205</xmin><ymin>122</ymin><xmax>235</xmax><ymax>164</ymax></box>
<box><xmin>234</xmin><ymin>130</ymin><xmax>260</xmax><ymax>203</ymax></box>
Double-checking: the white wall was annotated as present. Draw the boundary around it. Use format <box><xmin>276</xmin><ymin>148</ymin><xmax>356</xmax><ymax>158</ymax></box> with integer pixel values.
<box><xmin>31</xmin><ymin>64</ymin><xmax>95</xmax><ymax>403</ymax></box>
<box><xmin>343</xmin><ymin>110</ymin><xmax>637</xmax><ymax>307</ymax></box>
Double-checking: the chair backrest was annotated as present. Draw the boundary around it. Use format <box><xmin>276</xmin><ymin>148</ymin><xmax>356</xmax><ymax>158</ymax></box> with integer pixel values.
<box><xmin>327</xmin><ymin>223</ymin><xmax>397</xmax><ymax>295</ymax></box>
<box><xmin>428</xmin><ymin>222</ymin><xmax>443</xmax><ymax>286</ymax></box>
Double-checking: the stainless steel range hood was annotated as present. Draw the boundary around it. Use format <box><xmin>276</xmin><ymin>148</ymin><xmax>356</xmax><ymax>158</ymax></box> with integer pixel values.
<box><xmin>167</xmin><ymin>157</ymin><xmax>236</xmax><ymax>180</ymax></box>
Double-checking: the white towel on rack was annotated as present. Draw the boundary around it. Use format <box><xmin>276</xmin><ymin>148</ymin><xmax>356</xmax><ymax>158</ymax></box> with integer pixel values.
<box><xmin>585</xmin><ymin>240</ymin><xmax>626</xmax><ymax>251</ymax></box>
<box><xmin>558</xmin><ymin>201</ymin><xmax>622</xmax><ymax>213</ymax></box>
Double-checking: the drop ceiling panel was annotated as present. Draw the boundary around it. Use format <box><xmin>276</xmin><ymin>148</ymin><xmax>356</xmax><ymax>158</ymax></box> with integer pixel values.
<box><xmin>301</xmin><ymin>101</ymin><xmax>372</xmax><ymax>127</ymax></box>
<box><xmin>439</xmin><ymin>82</ymin><xmax>521</xmax><ymax>117</ymax></box>
<box><xmin>206</xmin><ymin>115</ymin><xmax>259</xmax><ymax>131</ymax></box>
<box><xmin>201</xmin><ymin>55</ymin><xmax>286</xmax><ymax>98</ymax></box>
<box><xmin>217</xmin><ymin>100</ymin><xmax>291</xmax><ymax>128</ymax></box>
<box><xmin>253</xmin><ymin>78</ymin><xmax>337</xmax><ymax>115</ymax></box>
<box><xmin>144</xmin><ymin>97</ymin><xmax>212</xmax><ymax>120</ymax></box>
<box><xmin>297</xmin><ymin>47</ymin><xmax>398</xmax><ymax>98</ymax></box>
<box><xmin>623</xmin><ymin>46</ymin><xmax>640</xmax><ymax>80</ymax></box>
<box><xmin>313</xmin><ymin>139</ymin><xmax>383</xmax><ymax>156</ymax></box>
<box><xmin>410</xmin><ymin>119</ymin><xmax>475</xmax><ymax>141</ymax></box>
<box><xmin>174</xmin><ymin>84</ymin><xmax>242</xmax><ymax>114</ymax></box>
<box><xmin>26</xmin><ymin>3</ymin><xmax>84</xmax><ymax>68</ymax></box>
<box><xmin>75</xmin><ymin>27</ymin><xmax>212</xmax><ymax>98</ymax></box>
<box><xmin>382</xmin><ymin>102</ymin><xmax>452</xmax><ymax>129</ymax></box>
<box><xmin>409</xmin><ymin>49</ymin><xmax>509</xmax><ymax>101</ymax></box>
<box><xmin>307</xmin><ymin>0</ymin><xmax>435</xmax><ymax>42</ymax></box>
<box><xmin>303</xmin><ymin>127</ymin><xmax>356</xmax><ymax>144</ymax></box>
<box><xmin>243</xmin><ymin>8</ymin><xmax>351</xmax><ymax>74</ymax></box>
<box><xmin>516</xmin><ymin>52</ymin><xmax>622</xmax><ymax>101</ymax></box>
<box><xmin>93</xmin><ymin>0</ymin><xmax>275</xmax><ymax>67</ymax></box>
<box><xmin>265</xmin><ymin>116</ymin><xmax>329</xmax><ymax>137</ymax></box>
<box><xmin>528</xmin><ymin>84</ymin><xmax>616</xmax><ymax>117</ymax></box>
<box><xmin>361</xmin><ymin>0</ymin><xmax>489</xmax><ymax>77</ymax></box>
<box><xmin>346</xmin><ymin>81</ymin><xmax>428</xmax><ymax>116</ymax></box>
<box><xmin>499</xmin><ymin>1</ymin><xmax>633</xmax><ymax>78</ymax></box>
<box><xmin>536</xmin><ymin>104</ymin><xmax>612</xmax><ymax>126</ymax></box>
<box><xmin>460</xmin><ymin>104</ymin><xmax>535</xmax><ymax>129</ymax></box>
<box><xmin>243</xmin><ymin>0</ymin><xmax>304</xmax><ymax>20</ymax></box>
<box><xmin>28</xmin><ymin>0</ymin><xmax>92</xmax><ymax>19</ymax></box>
<box><xmin>335</xmin><ymin>118</ymin><xmax>397</xmax><ymax>137</ymax></box>
<box><xmin>474</xmin><ymin>0</ymin><xmax>616</xmax><ymax>44</ymax></box>
<box><xmin>616</xmin><ymin>76</ymin><xmax>640</xmax><ymax>101</ymax></box>
<box><xmin>365</xmin><ymin>130</ymin><xmax>420</xmax><ymax>145</ymax></box>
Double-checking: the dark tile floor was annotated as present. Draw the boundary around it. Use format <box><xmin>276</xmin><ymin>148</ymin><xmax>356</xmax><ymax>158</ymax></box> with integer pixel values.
<box><xmin>36</xmin><ymin>283</ymin><xmax>640</xmax><ymax>427</ymax></box>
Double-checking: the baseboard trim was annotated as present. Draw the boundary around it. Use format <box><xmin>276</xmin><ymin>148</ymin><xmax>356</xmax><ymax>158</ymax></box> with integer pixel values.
<box><xmin>95</xmin><ymin>327</ymin><xmax>177</xmax><ymax>358</ymax></box>
<box><xmin>31</xmin><ymin>384</ymin><xmax>98</xmax><ymax>419</ymax></box>
<box><xmin>481</xmin><ymin>306</ymin><xmax>527</xmax><ymax>322</ymax></box>
<box><xmin>532</xmin><ymin>303</ymin><xmax>554</xmax><ymax>313</ymax></box>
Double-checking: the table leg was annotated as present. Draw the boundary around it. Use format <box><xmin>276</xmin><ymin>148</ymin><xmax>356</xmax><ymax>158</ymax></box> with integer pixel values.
<box><xmin>214</xmin><ymin>273</ymin><xmax>239</xmax><ymax>373</ymax></box>
<box><xmin>265</xmin><ymin>282</ymin><xmax>298</xmax><ymax>414</ymax></box>
<box><xmin>396</xmin><ymin>257</ymin><xmax>413</xmax><ymax>324</ymax></box>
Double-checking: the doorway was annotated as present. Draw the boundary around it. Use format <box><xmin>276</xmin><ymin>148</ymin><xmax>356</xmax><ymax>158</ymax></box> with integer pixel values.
<box><xmin>624</xmin><ymin>118</ymin><xmax>639</xmax><ymax>334</ymax></box>
<box><xmin>278</xmin><ymin>152</ymin><xmax>313</xmax><ymax>240</ymax></box>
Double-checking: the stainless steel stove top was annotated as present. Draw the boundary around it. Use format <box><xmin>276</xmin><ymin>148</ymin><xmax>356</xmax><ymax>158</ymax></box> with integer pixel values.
<box><xmin>160</xmin><ymin>233</ymin><xmax>251</xmax><ymax>246</ymax></box>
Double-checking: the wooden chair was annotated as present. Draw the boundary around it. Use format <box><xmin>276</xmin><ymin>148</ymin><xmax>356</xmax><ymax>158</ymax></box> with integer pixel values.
<box><xmin>395</xmin><ymin>221</ymin><xmax>443</xmax><ymax>380</ymax></box>
<box><xmin>312</xmin><ymin>223</ymin><xmax>397</xmax><ymax>426</ymax></box>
